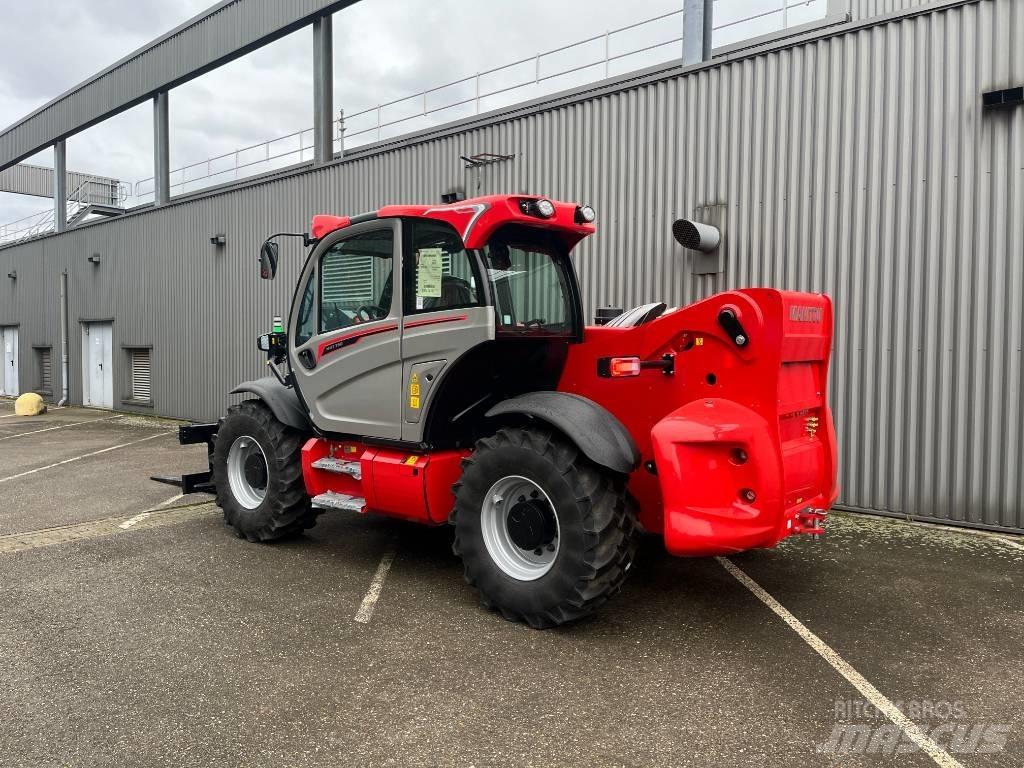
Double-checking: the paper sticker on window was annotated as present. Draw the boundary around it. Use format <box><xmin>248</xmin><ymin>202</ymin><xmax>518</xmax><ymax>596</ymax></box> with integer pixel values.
<box><xmin>417</xmin><ymin>248</ymin><xmax>444</xmax><ymax>298</ymax></box>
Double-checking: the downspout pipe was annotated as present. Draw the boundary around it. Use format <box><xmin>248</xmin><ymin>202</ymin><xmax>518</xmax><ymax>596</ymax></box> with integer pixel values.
<box><xmin>58</xmin><ymin>269</ymin><xmax>69</xmax><ymax>406</ymax></box>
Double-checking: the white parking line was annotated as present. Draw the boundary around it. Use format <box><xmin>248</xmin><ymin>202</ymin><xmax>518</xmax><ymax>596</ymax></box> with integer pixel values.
<box><xmin>716</xmin><ymin>557</ymin><xmax>965</xmax><ymax>768</ymax></box>
<box><xmin>119</xmin><ymin>512</ymin><xmax>153</xmax><ymax>529</ymax></box>
<box><xmin>0</xmin><ymin>415</ymin><xmax>121</xmax><ymax>442</ymax></box>
<box><xmin>0</xmin><ymin>432</ymin><xmax>166</xmax><ymax>484</ymax></box>
<box><xmin>354</xmin><ymin>549</ymin><xmax>397</xmax><ymax>624</ymax></box>
<box><xmin>118</xmin><ymin>493</ymin><xmax>183</xmax><ymax>528</ymax></box>
<box><xmin>0</xmin><ymin>503</ymin><xmax>218</xmax><ymax>554</ymax></box>
<box><xmin>154</xmin><ymin>492</ymin><xmax>185</xmax><ymax>509</ymax></box>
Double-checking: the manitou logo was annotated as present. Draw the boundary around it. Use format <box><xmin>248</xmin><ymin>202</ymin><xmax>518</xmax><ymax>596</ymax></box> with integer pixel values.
<box><xmin>790</xmin><ymin>305</ymin><xmax>823</xmax><ymax>323</ymax></box>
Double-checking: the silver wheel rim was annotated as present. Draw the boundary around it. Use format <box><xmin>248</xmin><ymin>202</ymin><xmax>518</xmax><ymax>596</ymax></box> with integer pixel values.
<box><xmin>226</xmin><ymin>435</ymin><xmax>269</xmax><ymax>510</ymax></box>
<box><xmin>480</xmin><ymin>475</ymin><xmax>560</xmax><ymax>581</ymax></box>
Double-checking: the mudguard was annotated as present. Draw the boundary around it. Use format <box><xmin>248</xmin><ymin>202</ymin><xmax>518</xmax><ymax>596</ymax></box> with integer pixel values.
<box><xmin>486</xmin><ymin>391</ymin><xmax>640</xmax><ymax>474</ymax></box>
<box><xmin>231</xmin><ymin>377</ymin><xmax>313</xmax><ymax>433</ymax></box>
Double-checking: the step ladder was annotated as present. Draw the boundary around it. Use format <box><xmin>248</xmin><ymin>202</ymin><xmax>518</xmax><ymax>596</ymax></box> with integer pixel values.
<box><xmin>311</xmin><ymin>491</ymin><xmax>365</xmax><ymax>512</ymax></box>
<box><xmin>311</xmin><ymin>456</ymin><xmax>362</xmax><ymax>479</ymax></box>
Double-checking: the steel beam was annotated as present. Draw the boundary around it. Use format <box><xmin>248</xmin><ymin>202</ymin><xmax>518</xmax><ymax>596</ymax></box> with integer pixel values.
<box><xmin>153</xmin><ymin>92</ymin><xmax>171</xmax><ymax>206</ymax></box>
<box><xmin>313</xmin><ymin>14</ymin><xmax>335</xmax><ymax>165</ymax></box>
<box><xmin>683</xmin><ymin>0</ymin><xmax>714</xmax><ymax>65</ymax></box>
<box><xmin>53</xmin><ymin>141</ymin><xmax>67</xmax><ymax>233</ymax></box>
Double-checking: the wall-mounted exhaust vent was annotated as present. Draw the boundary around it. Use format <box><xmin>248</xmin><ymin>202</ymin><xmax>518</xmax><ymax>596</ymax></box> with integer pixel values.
<box><xmin>672</xmin><ymin>219</ymin><xmax>721</xmax><ymax>252</ymax></box>
<box><xmin>675</xmin><ymin>204</ymin><xmax>726</xmax><ymax>275</ymax></box>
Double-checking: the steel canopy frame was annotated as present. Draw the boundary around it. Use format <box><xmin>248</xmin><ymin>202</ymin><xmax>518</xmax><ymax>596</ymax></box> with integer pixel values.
<box><xmin>0</xmin><ymin>0</ymin><xmax>362</xmax><ymax>173</ymax></box>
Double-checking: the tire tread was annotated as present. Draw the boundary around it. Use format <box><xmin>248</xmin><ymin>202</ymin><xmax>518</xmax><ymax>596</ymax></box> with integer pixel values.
<box><xmin>213</xmin><ymin>400</ymin><xmax>317</xmax><ymax>542</ymax></box>
<box><xmin>452</xmin><ymin>426</ymin><xmax>639</xmax><ymax>628</ymax></box>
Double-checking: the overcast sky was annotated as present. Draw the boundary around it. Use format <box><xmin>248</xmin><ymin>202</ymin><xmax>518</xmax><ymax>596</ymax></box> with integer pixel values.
<box><xmin>0</xmin><ymin>0</ymin><xmax>824</xmax><ymax>225</ymax></box>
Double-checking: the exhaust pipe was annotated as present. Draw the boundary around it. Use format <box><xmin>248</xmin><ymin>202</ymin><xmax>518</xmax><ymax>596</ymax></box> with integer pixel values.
<box><xmin>672</xmin><ymin>218</ymin><xmax>721</xmax><ymax>253</ymax></box>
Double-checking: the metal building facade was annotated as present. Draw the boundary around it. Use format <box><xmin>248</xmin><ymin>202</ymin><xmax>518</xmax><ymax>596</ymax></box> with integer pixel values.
<box><xmin>1</xmin><ymin>0</ymin><xmax>1021</xmax><ymax>533</ymax></box>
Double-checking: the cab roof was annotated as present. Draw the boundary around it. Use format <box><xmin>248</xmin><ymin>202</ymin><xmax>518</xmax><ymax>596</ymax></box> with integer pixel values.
<box><xmin>310</xmin><ymin>195</ymin><xmax>595</xmax><ymax>250</ymax></box>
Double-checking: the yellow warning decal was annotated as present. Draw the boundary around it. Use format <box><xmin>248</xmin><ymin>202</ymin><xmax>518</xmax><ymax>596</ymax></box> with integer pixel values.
<box><xmin>695</xmin><ymin>336</ymin><xmax>705</xmax><ymax>346</ymax></box>
<box><xmin>404</xmin><ymin>455</ymin><xmax>419</xmax><ymax>466</ymax></box>
<box><xmin>409</xmin><ymin>373</ymin><xmax>421</xmax><ymax>409</ymax></box>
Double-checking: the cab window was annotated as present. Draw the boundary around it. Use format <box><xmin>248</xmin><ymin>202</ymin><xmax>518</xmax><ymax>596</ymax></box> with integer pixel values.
<box><xmin>404</xmin><ymin>220</ymin><xmax>482</xmax><ymax>314</ymax></box>
<box><xmin>481</xmin><ymin>228</ymin><xmax>575</xmax><ymax>335</ymax></box>
<box><xmin>319</xmin><ymin>230</ymin><xmax>394</xmax><ymax>333</ymax></box>
<box><xmin>294</xmin><ymin>270</ymin><xmax>316</xmax><ymax>346</ymax></box>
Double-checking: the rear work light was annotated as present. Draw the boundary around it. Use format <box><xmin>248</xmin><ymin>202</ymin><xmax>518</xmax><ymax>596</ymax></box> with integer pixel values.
<box><xmin>597</xmin><ymin>354</ymin><xmax>676</xmax><ymax>378</ymax></box>
<box><xmin>598</xmin><ymin>356</ymin><xmax>642</xmax><ymax>378</ymax></box>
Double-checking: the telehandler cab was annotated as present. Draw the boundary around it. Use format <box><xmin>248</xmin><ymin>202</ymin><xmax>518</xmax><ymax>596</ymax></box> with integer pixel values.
<box><xmin>165</xmin><ymin>194</ymin><xmax>837</xmax><ymax>628</ymax></box>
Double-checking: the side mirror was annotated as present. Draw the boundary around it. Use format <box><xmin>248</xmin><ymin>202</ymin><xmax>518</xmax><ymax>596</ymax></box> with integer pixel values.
<box><xmin>259</xmin><ymin>241</ymin><xmax>279</xmax><ymax>280</ymax></box>
<box><xmin>256</xmin><ymin>334</ymin><xmax>271</xmax><ymax>352</ymax></box>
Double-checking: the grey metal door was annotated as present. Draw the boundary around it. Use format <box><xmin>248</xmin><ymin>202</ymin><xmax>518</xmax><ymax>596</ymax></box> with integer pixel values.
<box><xmin>289</xmin><ymin>220</ymin><xmax>403</xmax><ymax>439</ymax></box>
<box><xmin>1</xmin><ymin>327</ymin><xmax>18</xmax><ymax>396</ymax></box>
<box><xmin>82</xmin><ymin>322</ymin><xmax>113</xmax><ymax>408</ymax></box>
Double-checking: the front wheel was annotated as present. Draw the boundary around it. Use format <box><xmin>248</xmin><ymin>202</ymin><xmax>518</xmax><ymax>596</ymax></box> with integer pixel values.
<box><xmin>452</xmin><ymin>426</ymin><xmax>638</xmax><ymax>628</ymax></box>
<box><xmin>213</xmin><ymin>400</ymin><xmax>318</xmax><ymax>541</ymax></box>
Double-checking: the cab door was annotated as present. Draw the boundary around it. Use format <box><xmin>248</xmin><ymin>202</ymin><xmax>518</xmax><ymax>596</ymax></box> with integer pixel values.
<box><xmin>399</xmin><ymin>219</ymin><xmax>494</xmax><ymax>442</ymax></box>
<box><xmin>289</xmin><ymin>219</ymin><xmax>403</xmax><ymax>439</ymax></box>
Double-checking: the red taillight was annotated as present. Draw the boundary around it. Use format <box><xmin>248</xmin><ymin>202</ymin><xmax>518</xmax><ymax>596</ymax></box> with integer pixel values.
<box><xmin>608</xmin><ymin>357</ymin><xmax>641</xmax><ymax>377</ymax></box>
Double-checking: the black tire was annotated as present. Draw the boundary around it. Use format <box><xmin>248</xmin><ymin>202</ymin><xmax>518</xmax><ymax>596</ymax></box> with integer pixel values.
<box><xmin>213</xmin><ymin>399</ymin><xmax>318</xmax><ymax>542</ymax></box>
<box><xmin>452</xmin><ymin>426</ymin><xmax>639</xmax><ymax>628</ymax></box>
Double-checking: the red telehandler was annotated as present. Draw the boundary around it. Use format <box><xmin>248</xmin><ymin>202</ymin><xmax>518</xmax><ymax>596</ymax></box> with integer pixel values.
<box><xmin>162</xmin><ymin>195</ymin><xmax>838</xmax><ymax>628</ymax></box>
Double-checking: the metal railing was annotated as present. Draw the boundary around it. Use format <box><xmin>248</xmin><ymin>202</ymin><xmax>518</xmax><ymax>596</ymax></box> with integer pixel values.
<box><xmin>133</xmin><ymin>128</ymin><xmax>322</xmax><ymax>200</ymax></box>
<box><xmin>16</xmin><ymin>1</ymin><xmax>823</xmax><ymax>214</ymax></box>
<box><xmin>341</xmin><ymin>8</ymin><xmax>688</xmax><ymax>144</ymax></box>
<box><xmin>131</xmin><ymin>6</ymin><xmax>694</xmax><ymax>203</ymax></box>
<box><xmin>0</xmin><ymin>180</ymin><xmax>129</xmax><ymax>245</ymax></box>
<box><xmin>128</xmin><ymin>1</ymin><xmax>822</xmax><ymax>203</ymax></box>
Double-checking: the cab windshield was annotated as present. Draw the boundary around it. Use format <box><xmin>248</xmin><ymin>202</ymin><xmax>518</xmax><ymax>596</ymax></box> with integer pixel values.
<box><xmin>480</xmin><ymin>229</ymin><xmax>577</xmax><ymax>336</ymax></box>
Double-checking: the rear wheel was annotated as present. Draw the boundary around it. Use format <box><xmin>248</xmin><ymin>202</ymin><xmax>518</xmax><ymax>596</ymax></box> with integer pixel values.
<box><xmin>452</xmin><ymin>426</ymin><xmax>638</xmax><ymax>628</ymax></box>
<box><xmin>213</xmin><ymin>400</ymin><xmax>318</xmax><ymax>541</ymax></box>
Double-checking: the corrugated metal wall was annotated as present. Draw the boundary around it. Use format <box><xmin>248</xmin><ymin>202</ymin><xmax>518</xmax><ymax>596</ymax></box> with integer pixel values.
<box><xmin>2</xmin><ymin>0</ymin><xmax>1021</xmax><ymax>532</ymax></box>
<box><xmin>849</xmin><ymin>0</ymin><xmax>937</xmax><ymax>20</ymax></box>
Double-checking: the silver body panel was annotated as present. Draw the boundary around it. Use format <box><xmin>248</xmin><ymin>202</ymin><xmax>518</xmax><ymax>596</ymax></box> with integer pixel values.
<box><xmin>401</xmin><ymin>308</ymin><xmax>494</xmax><ymax>441</ymax></box>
